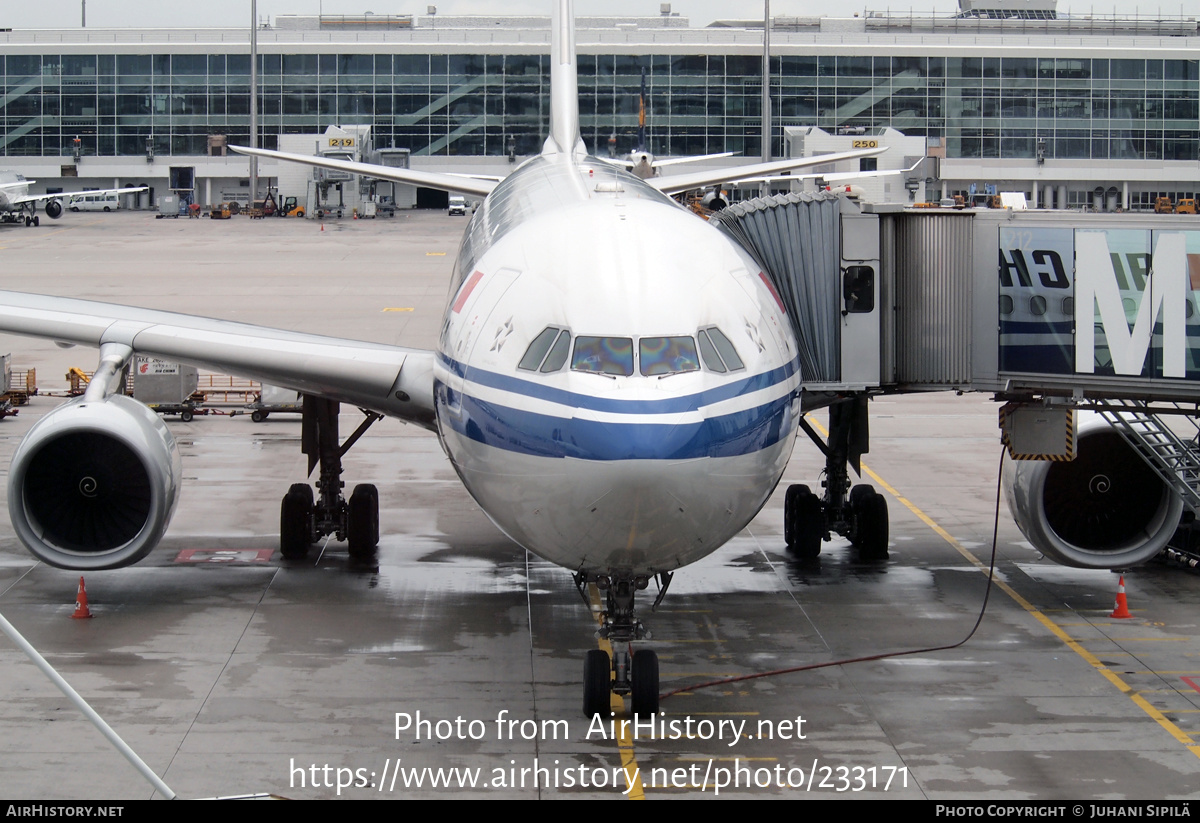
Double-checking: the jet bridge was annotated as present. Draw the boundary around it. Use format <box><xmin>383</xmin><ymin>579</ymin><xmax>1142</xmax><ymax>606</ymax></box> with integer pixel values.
<box><xmin>712</xmin><ymin>196</ymin><xmax>1200</xmax><ymax>569</ymax></box>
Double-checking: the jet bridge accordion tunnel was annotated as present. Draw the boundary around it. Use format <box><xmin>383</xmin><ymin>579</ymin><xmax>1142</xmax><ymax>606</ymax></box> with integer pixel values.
<box><xmin>712</xmin><ymin>195</ymin><xmax>1200</xmax><ymax>569</ymax></box>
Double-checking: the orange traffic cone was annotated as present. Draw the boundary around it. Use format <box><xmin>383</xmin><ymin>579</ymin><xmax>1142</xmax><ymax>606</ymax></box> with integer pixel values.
<box><xmin>71</xmin><ymin>576</ymin><xmax>93</xmax><ymax>619</ymax></box>
<box><xmin>1109</xmin><ymin>575</ymin><xmax>1133</xmax><ymax>619</ymax></box>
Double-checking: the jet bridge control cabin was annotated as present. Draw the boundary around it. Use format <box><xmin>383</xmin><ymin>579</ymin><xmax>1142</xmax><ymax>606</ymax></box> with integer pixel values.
<box><xmin>713</xmin><ymin>195</ymin><xmax>1200</xmax><ymax>570</ymax></box>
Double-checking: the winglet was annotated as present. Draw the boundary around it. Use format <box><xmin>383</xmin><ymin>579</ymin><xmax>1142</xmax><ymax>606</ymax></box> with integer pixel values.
<box><xmin>543</xmin><ymin>0</ymin><xmax>586</xmax><ymax>158</ymax></box>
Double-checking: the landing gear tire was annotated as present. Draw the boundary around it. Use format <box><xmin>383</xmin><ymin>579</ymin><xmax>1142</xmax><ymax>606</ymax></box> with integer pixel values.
<box><xmin>850</xmin><ymin>485</ymin><xmax>889</xmax><ymax>560</ymax></box>
<box><xmin>347</xmin><ymin>483</ymin><xmax>379</xmax><ymax>560</ymax></box>
<box><xmin>32</xmin><ymin>216</ymin><xmax>38</xmax><ymax>227</ymax></box>
<box><xmin>250</xmin><ymin>409</ymin><xmax>267</xmax><ymax>422</ymax></box>
<box><xmin>23</xmin><ymin>216</ymin><xmax>31</xmax><ymax>227</ymax></box>
<box><xmin>583</xmin><ymin>649</ymin><xmax>611</xmax><ymax>718</ymax></box>
<box><xmin>784</xmin><ymin>484</ymin><xmax>823</xmax><ymax>558</ymax></box>
<box><xmin>280</xmin><ymin>483</ymin><xmax>314</xmax><ymax>560</ymax></box>
<box><xmin>631</xmin><ymin>649</ymin><xmax>659</xmax><ymax>717</ymax></box>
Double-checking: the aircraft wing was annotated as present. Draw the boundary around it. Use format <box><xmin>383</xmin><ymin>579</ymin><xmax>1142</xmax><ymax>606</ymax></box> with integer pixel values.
<box><xmin>0</xmin><ymin>290</ymin><xmax>436</xmax><ymax>430</ymax></box>
<box><xmin>11</xmin><ymin>186</ymin><xmax>148</xmax><ymax>206</ymax></box>
<box><xmin>649</xmin><ymin>147</ymin><xmax>887</xmax><ymax>196</ymax></box>
<box><xmin>232</xmin><ymin>146</ymin><xmax>497</xmax><ymax>198</ymax></box>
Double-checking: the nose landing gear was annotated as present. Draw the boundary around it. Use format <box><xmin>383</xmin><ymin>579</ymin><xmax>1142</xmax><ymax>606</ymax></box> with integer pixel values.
<box><xmin>575</xmin><ymin>571</ymin><xmax>668</xmax><ymax>718</ymax></box>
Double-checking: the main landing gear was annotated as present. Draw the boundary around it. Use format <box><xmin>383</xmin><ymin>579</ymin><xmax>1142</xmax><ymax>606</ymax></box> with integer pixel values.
<box><xmin>784</xmin><ymin>396</ymin><xmax>889</xmax><ymax>561</ymax></box>
<box><xmin>575</xmin><ymin>571</ymin><xmax>671</xmax><ymax>719</ymax></box>
<box><xmin>279</xmin><ymin>395</ymin><xmax>383</xmax><ymax>562</ymax></box>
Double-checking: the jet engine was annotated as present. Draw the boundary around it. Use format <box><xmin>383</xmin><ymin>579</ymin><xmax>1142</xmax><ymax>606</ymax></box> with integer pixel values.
<box><xmin>1004</xmin><ymin>416</ymin><xmax>1183</xmax><ymax>569</ymax></box>
<box><xmin>44</xmin><ymin>199</ymin><xmax>63</xmax><ymax>219</ymax></box>
<box><xmin>8</xmin><ymin>393</ymin><xmax>181</xmax><ymax>570</ymax></box>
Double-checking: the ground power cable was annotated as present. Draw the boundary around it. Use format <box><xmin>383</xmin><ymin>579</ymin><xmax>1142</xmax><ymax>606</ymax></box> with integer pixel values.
<box><xmin>659</xmin><ymin>446</ymin><xmax>1007</xmax><ymax>703</ymax></box>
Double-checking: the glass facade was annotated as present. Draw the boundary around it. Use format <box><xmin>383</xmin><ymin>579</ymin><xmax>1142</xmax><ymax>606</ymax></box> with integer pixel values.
<box><xmin>3</xmin><ymin>47</ymin><xmax>1197</xmax><ymax>162</ymax></box>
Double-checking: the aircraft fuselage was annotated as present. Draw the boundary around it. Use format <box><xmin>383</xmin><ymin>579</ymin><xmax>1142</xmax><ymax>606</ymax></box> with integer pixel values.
<box><xmin>0</xmin><ymin>172</ymin><xmax>33</xmax><ymax>216</ymax></box>
<box><xmin>433</xmin><ymin>153</ymin><xmax>801</xmax><ymax>575</ymax></box>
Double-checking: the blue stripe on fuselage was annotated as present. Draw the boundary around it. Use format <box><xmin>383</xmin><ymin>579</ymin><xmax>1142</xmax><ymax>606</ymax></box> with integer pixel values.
<box><xmin>435</xmin><ymin>351</ymin><xmax>799</xmax><ymax>416</ymax></box>
<box><xmin>436</xmin><ymin>381</ymin><xmax>796</xmax><ymax>461</ymax></box>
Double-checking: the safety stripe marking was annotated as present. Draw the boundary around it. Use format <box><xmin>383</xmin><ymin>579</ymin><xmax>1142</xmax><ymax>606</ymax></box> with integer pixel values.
<box><xmin>589</xmin><ymin>584</ymin><xmax>645</xmax><ymax>800</ymax></box>
<box><xmin>809</xmin><ymin>418</ymin><xmax>1200</xmax><ymax>760</ymax></box>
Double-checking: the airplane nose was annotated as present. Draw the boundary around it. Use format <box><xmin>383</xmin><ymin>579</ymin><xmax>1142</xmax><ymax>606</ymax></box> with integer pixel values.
<box><xmin>572</xmin><ymin>462</ymin><xmax>711</xmax><ymax>570</ymax></box>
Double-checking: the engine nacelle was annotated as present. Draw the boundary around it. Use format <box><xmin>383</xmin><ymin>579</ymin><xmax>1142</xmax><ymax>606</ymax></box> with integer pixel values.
<box><xmin>1004</xmin><ymin>416</ymin><xmax>1183</xmax><ymax>569</ymax></box>
<box><xmin>44</xmin><ymin>199</ymin><xmax>63</xmax><ymax>219</ymax></box>
<box><xmin>8</xmin><ymin>393</ymin><xmax>181</xmax><ymax>570</ymax></box>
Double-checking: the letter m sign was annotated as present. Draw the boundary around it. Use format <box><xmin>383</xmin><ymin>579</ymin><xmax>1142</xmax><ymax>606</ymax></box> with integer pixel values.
<box><xmin>1075</xmin><ymin>231</ymin><xmax>1187</xmax><ymax>378</ymax></box>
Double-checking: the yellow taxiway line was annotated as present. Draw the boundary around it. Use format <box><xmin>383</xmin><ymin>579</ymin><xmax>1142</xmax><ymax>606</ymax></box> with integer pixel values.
<box><xmin>809</xmin><ymin>417</ymin><xmax>1200</xmax><ymax>762</ymax></box>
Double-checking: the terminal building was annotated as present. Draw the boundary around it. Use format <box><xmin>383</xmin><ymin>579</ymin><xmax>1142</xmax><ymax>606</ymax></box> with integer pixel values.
<box><xmin>0</xmin><ymin>0</ymin><xmax>1196</xmax><ymax>211</ymax></box>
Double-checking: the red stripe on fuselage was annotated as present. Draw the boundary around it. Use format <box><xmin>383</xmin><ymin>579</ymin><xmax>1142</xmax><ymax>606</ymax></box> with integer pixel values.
<box><xmin>452</xmin><ymin>270</ymin><xmax>485</xmax><ymax>313</ymax></box>
<box><xmin>757</xmin><ymin>270</ymin><xmax>785</xmax><ymax>314</ymax></box>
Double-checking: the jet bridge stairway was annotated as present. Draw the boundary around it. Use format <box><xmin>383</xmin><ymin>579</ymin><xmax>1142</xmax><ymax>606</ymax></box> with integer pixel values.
<box><xmin>1095</xmin><ymin>400</ymin><xmax>1200</xmax><ymax>567</ymax></box>
<box><xmin>1097</xmin><ymin>400</ymin><xmax>1200</xmax><ymax>515</ymax></box>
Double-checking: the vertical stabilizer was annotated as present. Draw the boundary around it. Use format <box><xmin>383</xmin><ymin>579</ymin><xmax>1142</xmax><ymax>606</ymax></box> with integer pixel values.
<box><xmin>544</xmin><ymin>0</ymin><xmax>586</xmax><ymax>158</ymax></box>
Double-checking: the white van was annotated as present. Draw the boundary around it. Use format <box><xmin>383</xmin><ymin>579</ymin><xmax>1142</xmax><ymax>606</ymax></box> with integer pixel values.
<box><xmin>448</xmin><ymin>195</ymin><xmax>467</xmax><ymax>216</ymax></box>
<box><xmin>68</xmin><ymin>192</ymin><xmax>121</xmax><ymax>212</ymax></box>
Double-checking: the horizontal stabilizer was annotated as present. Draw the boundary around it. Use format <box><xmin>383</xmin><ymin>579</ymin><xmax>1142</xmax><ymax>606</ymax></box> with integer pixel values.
<box><xmin>609</xmin><ymin>151</ymin><xmax>736</xmax><ymax>170</ymax></box>
<box><xmin>650</xmin><ymin>147</ymin><xmax>887</xmax><ymax>196</ymax></box>
<box><xmin>731</xmin><ymin>158</ymin><xmax>924</xmax><ymax>188</ymax></box>
<box><xmin>231</xmin><ymin>146</ymin><xmax>497</xmax><ymax>198</ymax></box>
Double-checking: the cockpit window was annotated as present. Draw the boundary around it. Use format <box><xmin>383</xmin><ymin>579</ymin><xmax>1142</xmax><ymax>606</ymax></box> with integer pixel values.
<box><xmin>697</xmin><ymin>330</ymin><xmax>725</xmax><ymax>373</ymax></box>
<box><xmin>541</xmin><ymin>329</ymin><xmax>570</xmax><ymax>372</ymax></box>
<box><xmin>519</xmin><ymin>327</ymin><xmax>572</xmax><ymax>372</ymax></box>
<box><xmin>572</xmin><ymin>336</ymin><xmax>634</xmax><ymax>376</ymax></box>
<box><xmin>518</xmin><ymin>327</ymin><xmax>561</xmax><ymax>371</ymax></box>
<box><xmin>525</xmin><ymin>329</ymin><xmax>737</xmax><ymax>378</ymax></box>
<box><xmin>698</xmin><ymin>327</ymin><xmax>744</xmax><ymax>372</ymax></box>
<box><xmin>639</xmin><ymin>337</ymin><xmax>700</xmax><ymax>377</ymax></box>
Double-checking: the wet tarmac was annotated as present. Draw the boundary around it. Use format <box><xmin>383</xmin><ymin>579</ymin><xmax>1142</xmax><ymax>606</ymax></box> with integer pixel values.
<box><xmin>0</xmin><ymin>211</ymin><xmax>1197</xmax><ymax>799</ymax></box>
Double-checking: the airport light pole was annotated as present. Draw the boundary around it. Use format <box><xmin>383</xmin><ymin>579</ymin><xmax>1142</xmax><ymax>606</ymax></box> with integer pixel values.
<box><xmin>249</xmin><ymin>0</ymin><xmax>258</xmax><ymax>208</ymax></box>
<box><xmin>760</xmin><ymin>0</ymin><xmax>771</xmax><ymax>198</ymax></box>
